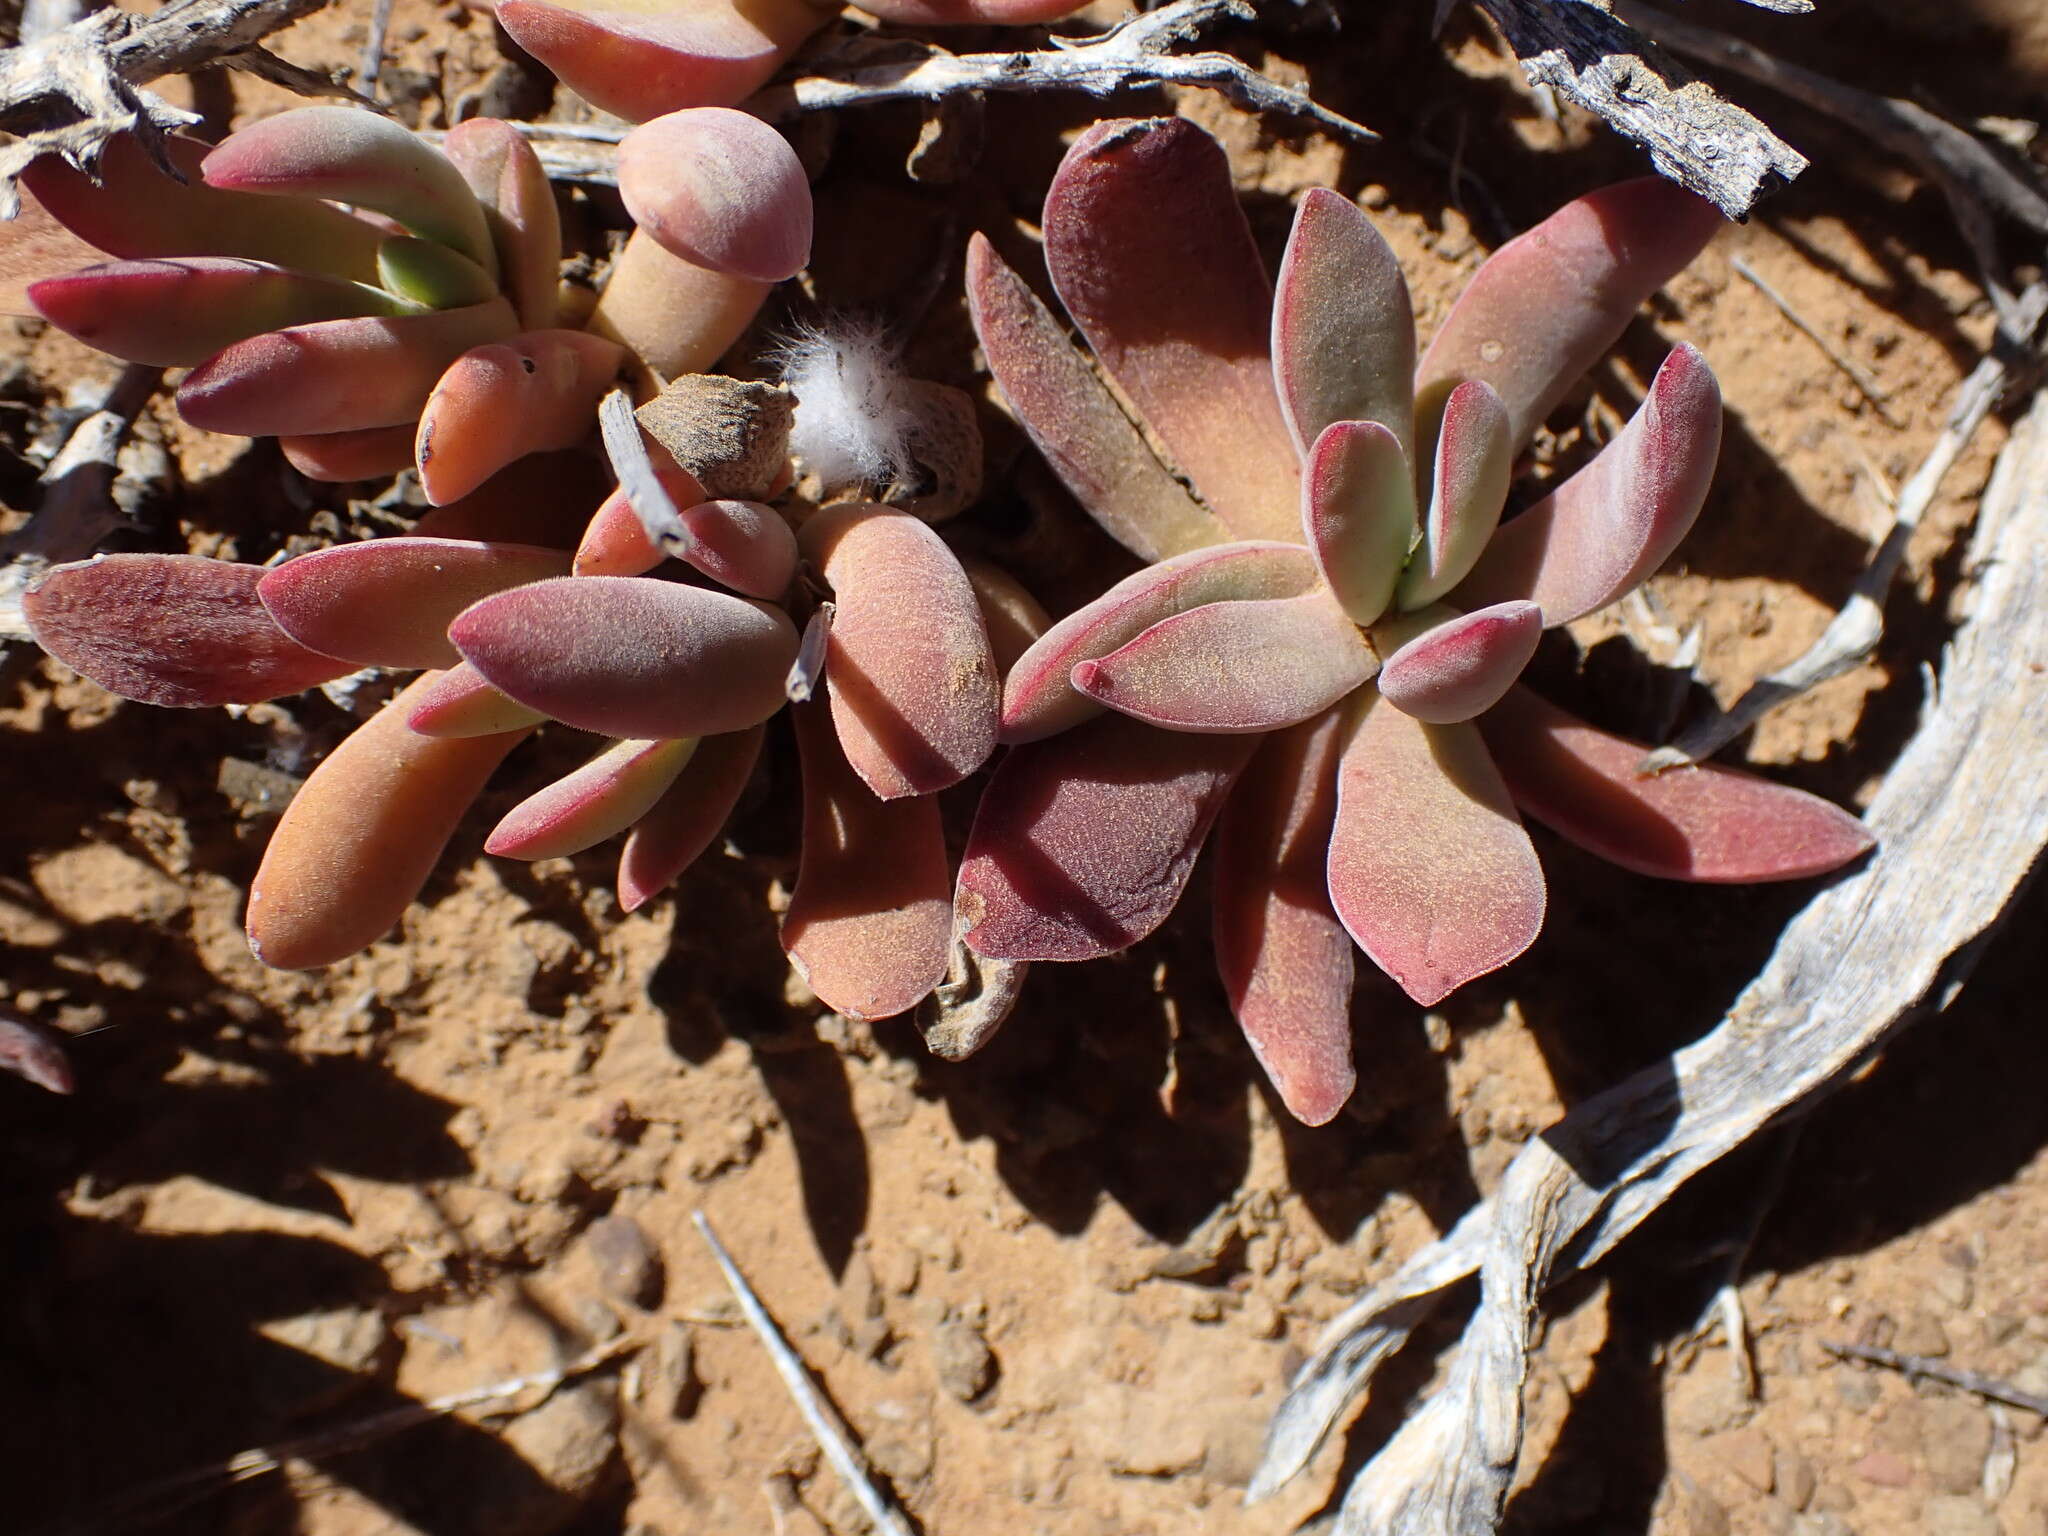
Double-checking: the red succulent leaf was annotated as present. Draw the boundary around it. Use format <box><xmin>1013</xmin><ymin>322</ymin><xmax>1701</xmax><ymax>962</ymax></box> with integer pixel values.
<box><xmin>0</xmin><ymin>1013</ymin><xmax>75</xmax><ymax>1095</ymax></box>
<box><xmin>1479</xmin><ymin>686</ymin><xmax>1875</xmax><ymax>881</ymax></box>
<box><xmin>280</xmin><ymin>424</ymin><xmax>418</xmax><ymax>482</ymax></box>
<box><xmin>579</xmin><ymin>483</ymin><xmax>795</xmax><ymax>598</ymax></box>
<box><xmin>414</xmin><ymin>329</ymin><xmax>625</xmax><ymax>504</ymax></box>
<box><xmin>1327</xmin><ymin>693</ymin><xmax>1545</xmax><ymax>1006</ymax></box>
<box><xmin>258</xmin><ymin>536</ymin><xmax>571</xmax><ymax>670</ymax></box>
<box><xmin>1043</xmin><ymin>117</ymin><xmax>1299</xmax><ymax>539</ymax></box>
<box><xmin>402</xmin><ymin>661</ymin><xmax>549</xmax><ymax>737</ymax></box>
<box><xmin>618</xmin><ymin>108</ymin><xmax>811</xmax><ymax>282</ymax></box>
<box><xmin>0</xmin><ymin>187</ymin><xmax>110</xmax><ymax>314</ymax></box>
<box><xmin>1212</xmin><ymin>710</ymin><xmax>1358</xmax><ymax>1125</ymax></box>
<box><xmin>247</xmin><ymin>672</ymin><xmax>531</xmax><ymax>969</ymax></box>
<box><xmin>442</xmin><ymin>118</ymin><xmax>563</xmax><ymax>330</ymax></box>
<box><xmin>1397</xmin><ymin>379</ymin><xmax>1512</xmax><ymax>610</ymax></box>
<box><xmin>450</xmin><ymin>574</ymin><xmax>797</xmax><ymax>739</ymax></box>
<box><xmin>487</xmin><ymin>736</ymin><xmax>697</xmax><ymax>860</ymax></box>
<box><xmin>1375</xmin><ymin>600</ymin><xmax>1542</xmax><ymax>724</ymax></box>
<box><xmin>802</xmin><ymin>502</ymin><xmax>998</xmax><ymax>797</ymax></box>
<box><xmin>958</xmin><ymin>711</ymin><xmax>1259</xmax><ymax>961</ymax></box>
<box><xmin>1302</xmin><ymin>418</ymin><xmax>1416</xmax><ymax>626</ymax></box>
<box><xmin>618</xmin><ymin>723</ymin><xmax>763</xmax><ymax>912</ymax></box>
<box><xmin>24</xmin><ymin>554</ymin><xmax>353</xmax><ymax>706</ymax></box>
<box><xmin>1272</xmin><ymin>187</ymin><xmax>1416</xmax><ymax>462</ymax></box>
<box><xmin>1452</xmin><ymin>345</ymin><xmax>1722</xmax><ymax>625</ymax></box>
<box><xmin>783</xmin><ymin>698</ymin><xmax>951</xmax><ymax>1021</ymax></box>
<box><xmin>1002</xmin><ymin>540</ymin><xmax>1320</xmax><ymax>743</ymax></box>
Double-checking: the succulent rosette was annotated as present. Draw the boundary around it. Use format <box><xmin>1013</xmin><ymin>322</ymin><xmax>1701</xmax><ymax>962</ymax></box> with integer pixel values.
<box><xmin>963</xmin><ymin>117</ymin><xmax>1874</xmax><ymax>1124</ymax></box>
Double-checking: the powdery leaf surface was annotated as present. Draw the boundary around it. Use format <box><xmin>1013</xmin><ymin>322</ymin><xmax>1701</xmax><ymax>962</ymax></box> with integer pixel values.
<box><xmin>618</xmin><ymin>724</ymin><xmax>763</xmax><ymax>911</ymax></box>
<box><xmin>1375</xmin><ymin>601</ymin><xmax>1542</xmax><ymax>725</ymax></box>
<box><xmin>488</xmin><ymin>737</ymin><xmax>698</xmax><ymax>861</ymax></box>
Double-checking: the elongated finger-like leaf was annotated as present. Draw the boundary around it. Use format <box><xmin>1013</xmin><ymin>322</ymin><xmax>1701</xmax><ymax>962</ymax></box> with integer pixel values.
<box><xmin>177</xmin><ymin>298</ymin><xmax>518</xmax><ymax>437</ymax></box>
<box><xmin>801</xmin><ymin>502</ymin><xmax>997</xmax><ymax>797</ymax></box>
<box><xmin>415</xmin><ymin>329</ymin><xmax>624</xmax><ymax>504</ymax></box>
<box><xmin>1415</xmin><ymin>177</ymin><xmax>1723</xmax><ymax>449</ymax></box>
<box><xmin>1073</xmin><ymin>588</ymin><xmax>1374</xmax><ymax>734</ymax></box>
<box><xmin>962</xmin><ymin>558</ymin><xmax>1050</xmax><ymax>674</ymax></box>
<box><xmin>488</xmin><ymin>736</ymin><xmax>697</xmax><ymax>860</ymax></box>
<box><xmin>0</xmin><ymin>187</ymin><xmax>110</xmax><ymax>314</ymax></box>
<box><xmin>1453</xmin><ymin>345</ymin><xmax>1722</xmax><ymax>625</ymax></box>
<box><xmin>247</xmin><ymin>673</ymin><xmax>530</xmax><ymax>969</ymax></box>
<box><xmin>1328</xmin><ymin>692</ymin><xmax>1545</xmax><ymax>1006</ymax></box>
<box><xmin>1396</xmin><ymin>379</ymin><xmax>1512</xmax><ymax>610</ymax></box>
<box><xmin>618</xmin><ymin>723</ymin><xmax>762</xmax><ymax>911</ymax></box>
<box><xmin>859</xmin><ymin>0</ymin><xmax>1094</xmax><ymax>19</ymax></box>
<box><xmin>410</xmin><ymin>450</ymin><xmax>609</xmax><ymax>548</ymax></box>
<box><xmin>574</xmin><ymin>463</ymin><xmax>702</xmax><ymax>576</ymax></box>
<box><xmin>30</xmin><ymin>257</ymin><xmax>411</xmax><ymax>367</ymax></box>
<box><xmin>403</xmin><ymin>661</ymin><xmax>551</xmax><ymax>737</ymax></box>
<box><xmin>281</xmin><ymin>424</ymin><xmax>418</xmax><ymax>482</ymax></box>
<box><xmin>24</xmin><ymin>554</ymin><xmax>352</xmax><ymax>705</ymax></box>
<box><xmin>587</xmin><ymin>229</ymin><xmax>769</xmax><ymax>383</ymax></box>
<box><xmin>1303</xmin><ymin>418</ymin><xmax>1415</xmax><ymax>626</ymax></box>
<box><xmin>376</xmin><ymin>236</ymin><xmax>498</xmax><ymax>310</ymax></box>
<box><xmin>1044</xmin><ymin>118</ymin><xmax>1299</xmax><ymax>540</ymax></box>
<box><xmin>577</xmin><ymin>482</ymin><xmax>795</xmax><ymax>598</ymax></box>
<box><xmin>1374</xmin><ymin>601</ymin><xmax>1541</xmax><ymax>724</ymax></box>
<box><xmin>1479</xmin><ymin>686</ymin><xmax>1874</xmax><ymax>881</ymax></box>
<box><xmin>451</xmin><ymin>575</ymin><xmax>797</xmax><ymax>738</ymax></box>
<box><xmin>965</xmin><ymin>233</ymin><xmax>1223</xmax><ymax>562</ymax></box>
<box><xmin>1003</xmin><ymin>540</ymin><xmax>1320</xmax><ymax>744</ymax></box>
<box><xmin>958</xmin><ymin>711</ymin><xmax>1258</xmax><ymax>961</ymax></box>
<box><xmin>203</xmin><ymin>107</ymin><xmax>498</xmax><ymax>278</ymax></box>
<box><xmin>443</xmin><ymin>117</ymin><xmax>562</xmax><ymax>330</ymax></box>
<box><xmin>784</xmin><ymin>698</ymin><xmax>951</xmax><ymax>1021</ymax></box>
<box><xmin>258</xmin><ymin>536</ymin><xmax>571</xmax><ymax>670</ymax></box>
<box><xmin>1213</xmin><ymin>710</ymin><xmax>1357</xmax><ymax>1125</ymax></box>
<box><xmin>619</xmin><ymin>108</ymin><xmax>811</xmax><ymax>282</ymax></box>
<box><xmin>1273</xmin><ymin>188</ymin><xmax>1415</xmax><ymax>461</ymax></box>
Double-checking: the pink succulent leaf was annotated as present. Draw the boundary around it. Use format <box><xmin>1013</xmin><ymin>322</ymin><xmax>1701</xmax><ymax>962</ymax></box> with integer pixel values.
<box><xmin>962</xmin><ymin>558</ymin><xmax>1051</xmax><ymax>674</ymax></box>
<box><xmin>1452</xmin><ymin>344</ymin><xmax>1722</xmax><ymax>626</ymax></box>
<box><xmin>585</xmin><ymin>229</ymin><xmax>773</xmax><ymax>382</ymax></box>
<box><xmin>1212</xmin><ymin>709</ymin><xmax>1358</xmax><ymax>1126</ymax></box>
<box><xmin>965</xmin><ymin>233</ymin><xmax>1224</xmax><ymax>562</ymax></box>
<box><xmin>415</xmin><ymin>329</ymin><xmax>625</xmax><ymax>505</ymax></box>
<box><xmin>1303</xmin><ymin>418</ymin><xmax>1417</xmax><ymax>626</ymax></box>
<box><xmin>618</xmin><ymin>108</ymin><xmax>812</xmax><ymax>282</ymax></box>
<box><xmin>1328</xmin><ymin>692</ymin><xmax>1546</xmax><ymax>1006</ymax></box>
<box><xmin>450</xmin><ymin>574</ymin><xmax>798</xmax><ymax>739</ymax></box>
<box><xmin>492</xmin><ymin>0</ymin><xmax>829</xmax><ymax>122</ymax></box>
<box><xmin>801</xmin><ymin>502</ymin><xmax>998</xmax><ymax>798</ymax></box>
<box><xmin>1272</xmin><ymin>187</ymin><xmax>1416</xmax><ymax>461</ymax></box>
<box><xmin>1374</xmin><ymin>600</ymin><xmax>1542</xmax><ymax>724</ymax></box>
<box><xmin>858</xmin><ymin>0</ymin><xmax>1089</xmax><ymax>20</ymax></box>
<box><xmin>1072</xmin><ymin>588</ymin><xmax>1374</xmax><ymax>734</ymax></box>
<box><xmin>487</xmin><ymin>736</ymin><xmax>698</xmax><ymax>860</ymax></box>
<box><xmin>257</xmin><ymin>536</ymin><xmax>572</xmax><ymax>671</ymax></box>
<box><xmin>574</xmin><ymin>462</ymin><xmax>704</xmax><ymax>577</ymax></box>
<box><xmin>376</xmin><ymin>236</ymin><xmax>500</xmax><ymax>309</ymax></box>
<box><xmin>248</xmin><ymin>672</ymin><xmax>531</xmax><ymax>970</ymax></box>
<box><xmin>1002</xmin><ymin>540</ymin><xmax>1321</xmax><ymax>744</ymax></box>
<box><xmin>202</xmin><ymin>107</ymin><xmax>498</xmax><ymax>279</ymax></box>
<box><xmin>618</xmin><ymin>723</ymin><xmax>763</xmax><ymax>912</ymax></box>
<box><xmin>958</xmin><ymin>710</ymin><xmax>1259</xmax><ymax>961</ymax></box>
<box><xmin>672</xmin><ymin>499</ymin><xmax>799</xmax><ymax>598</ymax></box>
<box><xmin>784</xmin><ymin>697</ymin><xmax>951</xmax><ymax>1021</ymax></box>
<box><xmin>403</xmin><ymin>661</ymin><xmax>550</xmax><ymax>737</ymax></box>
<box><xmin>0</xmin><ymin>1013</ymin><xmax>75</xmax><ymax>1095</ymax></box>
<box><xmin>442</xmin><ymin>118</ymin><xmax>563</xmax><ymax>329</ymax></box>
<box><xmin>1396</xmin><ymin>379</ymin><xmax>1512</xmax><ymax>610</ymax></box>
<box><xmin>22</xmin><ymin>134</ymin><xmax>387</xmax><ymax>285</ymax></box>
<box><xmin>0</xmin><ymin>187</ymin><xmax>111</xmax><ymax>314</ymax></box>
<box><xmin>1478</xmin><ymin>686</ymin><xmax>1875</xmax><ymax>881</ymax></box>
<box><xmin>177</xmin><ymin>298</ymin><xmax>519</xmax><ymax>437</ymax></box>
<box><xmin>409</xmin><ymin>450</ymin><xmax>610</xmax><ymax>549</ymax></box>
<box><xmin>1415</xmin><ymin>177</ymin><xmax>1723</xmax><ymax>451</ymax></box>
<box><xmin>1043</xmin><ymin>117</ymin><xmax>1299</xmax><ymax>540</ymax></box>
<box><xmin>23</xmin><ymin>554</ymin><xmax>354</xmax><ymax>706</ymax></box>
<box><xmin>280</xmin><ymin>425</ymin><xmax>419</xmax><ymax>482</ymax></box>
<box><xmin>29</xmin><ymin>257</ymin><xmax>412</xmax><ymax>368</ymax></box>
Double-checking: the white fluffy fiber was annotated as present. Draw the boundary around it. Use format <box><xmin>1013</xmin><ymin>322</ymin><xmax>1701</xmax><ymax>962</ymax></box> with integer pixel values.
<box><xmin>776</xmin><ymin>317</ymin><xmax>921</xmax><ymax>493</ymax></box>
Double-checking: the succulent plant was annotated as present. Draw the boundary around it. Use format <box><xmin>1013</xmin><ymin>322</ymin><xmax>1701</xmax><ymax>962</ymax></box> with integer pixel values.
<box><xmin>963</xmin><ymin>117</ymin><xmax>1875</xmax><ymax>1125</ymax></box>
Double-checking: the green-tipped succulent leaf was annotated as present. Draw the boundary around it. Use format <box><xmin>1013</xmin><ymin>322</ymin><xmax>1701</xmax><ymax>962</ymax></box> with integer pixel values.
<box><xmin>442</xmin><ymin>118</ymin><xmax>563</xmax><ymax>330</ymax></box>
<box><xmin>1301</xmin><ymin>418</ymin><xmax>1416</xmax><ymax>627</ymax></box>
<box><xmin>618</xmin><ymin>724</ymin><xmax>763</xmax><ymax>911</ymax></box>
<box><xmin>1396</xmin><ymin>379</ymin><xmax>1512</xmax><ymax>610</ymax></box>
<box><xmin>377</xmin><ymin>237</ymin><xmax>499</xmax><ymax>310</ymax></box>
<box><xmin>488</xmin><ymin>736</ymin><xmax>699</xmax><ymax>860</ymax></box>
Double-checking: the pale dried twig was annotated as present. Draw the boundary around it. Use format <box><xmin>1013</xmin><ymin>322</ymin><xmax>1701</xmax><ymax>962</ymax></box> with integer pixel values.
<box><xmin>1822</xmin><ymin>1341</ymin><xmax>2048</xmax><ymax>1417</ymax></box>
<box><xmin>1732</xmin><ymin>253</ymin><xmax>1899</xmax><ymax>425</ymax></box>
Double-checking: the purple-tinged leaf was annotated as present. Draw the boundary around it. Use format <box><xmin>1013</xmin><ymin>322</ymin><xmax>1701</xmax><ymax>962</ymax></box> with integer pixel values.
<box><xmin>673</xmin><ymin>499</ymin><xmax>798</xmax><ymax>598</ymax></box>
<box><xmin>1454</xmin><ymin>345</ymin><xmax>1721</xmax><ymax>625</ymax></box>
<box><xmin>202</xmin><ymin>107</ymin><xmax>498</xmax><ymax>278</ymax></box>
<box><xmin>0</xmin><ymin>188</ymin><xmax>109</xmax><ymax>314</ymax></box>
<box><xmin>376</xmin><ymin>236</ymin><xmax>498</xmax><ymax>309</ymax></box>
<box><xmin>619</xmin><ymin>108</ymin><xmax>811</xmax><ymax>282</ymax></box>
<box><xmin>784</xmin><ymin>698</ymin><xmax>951</xmax><ymax>1021</ymax></box>
<box><xmin>1002</xmin><ymin>540</ymin><xmax>1320</xmax><ymax>744</ymax></box>
<box><xmin>488</xmin><ymin>736</ymin><xmax>697</xmax><ymax>860</ymax></box>
<box><xmin>247</xmin><ymin>672</ymin><xmax>530</xmax><ymax>970</ymax></box>
<box><xmin>1328</xmin><ymin>692</ymin><xmax>1545</xmax><ymax>1006</ymax></box>
<box><xmin>1302</xmin><ymin>418</ymin><xmax>1415</xmax><ymax>626</ymax></box>
<box><xmin>1375</xmin><ymin>601</ymin><xmax>1541</xmax><ymax>724</ymax></box>
<box><xmin>30</xmin><ymin>257</ymin><xmax>410</xmax><ymax>367</ymax></box>
<box><xmin>0</xmin><ymin>1013</ymin><xmax>75</xmax><ymax>1095</ymax></box>
<box><xmin>258</xmin><ymin>536</ymin><xmax>571</xmax><ymax>671</ymax></box>
<box><xmin>451</xmin><ymin>575</ymin><xmax>797</xmax><ymax>739</ymax></box>
<box><xmin>586</xmin><ymin>230</ymin><xmax>770</xmax><ymax>383</ymax></box>
<box><xmin>618</xmin><ymin>723</ymin><xmax>763</xmax><ymax>911</ymax></box>
<box><xmin>1396</xmin><ymin>379</ymin><xmax>1512</xmax><ymax>610</ymax></box>
<box><xmin>801</xmin><ymin>502</ymin><xmax>997</xmax><ymax>798</ymax></box>
<box><xmin>403</xmin><ymin>661</ymin><xmax>549</xmax><ymax>737</ymax></box>
<box><xmin>443</xmin><ymin>117</ymin><xmax>563</xmax><ymax>330</ymax></box>
<box><xmin>1213</xmin><ymin>711</ymin><xmax>1357</xmax><ymax>1126</ymax></box>
<box><xmin>965</xmin><ymin>233</ymin><xmax>1224</xmax><ymax>562</ymax></box>
<box><xmin>1415</xmin><ymin>177</ymin><xmax>1723</xmax><ymax>450</ymax></box>
<box><xmin>1272</xmin><ymin>188</ymin><xmax>1414</xmax><ymax>461</ymax></box>
<box><xmin>1043</xmin><ymin>118</ymin><xmax>1299</xmax><ymax>540</ymax></box>
<box><xmin>24</xmin><ymin>554</ymin><xmax>354</xmax><ymax>706</ymax></box>
<box><xmin>280</xmin><ymin>425</ymin><xmax>418</xmax><ymax>482</ymax></box>
<box><xmin>177</xmin><ymin>298</ymin><xmax>519</xmax><ymax>437</ymax></box>
<box><xmin>1479</xmin><ymin>686</ymin><xmax>1874</xmax><ymax>882</ymax></box>
<box><xmin>1072</xmin><ymin>587</ymin><xmax>1373</xmax><ymax>734</ymax></box>
<box><xmin>961</xmin><ymin>558</ymin><xmax>1050</xmax><ymax>674</ymax></box>
<box><xmin>414</xmin><ymin>329</ymin><xmax>624</xmax><ymax>504</ymax></box>
<box><xmin>958</xmin><ymin>711</ymin><xmax>1258</xmax><ymax>961</ymax></box>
